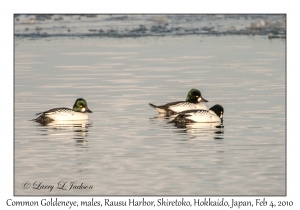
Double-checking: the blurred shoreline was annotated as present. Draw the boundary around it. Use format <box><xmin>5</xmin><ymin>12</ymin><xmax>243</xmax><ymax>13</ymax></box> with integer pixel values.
<box><xmin>14</xmin><ymin>14</ymin><xmax>286</xmax><ymax>39</ymax></box>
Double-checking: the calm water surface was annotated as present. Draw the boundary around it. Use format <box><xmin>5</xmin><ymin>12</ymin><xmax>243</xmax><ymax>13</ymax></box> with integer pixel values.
<box><xmin>15</xmin><ymin>35</ymin><xmax>285</xmax><ymax>195</ymax></box>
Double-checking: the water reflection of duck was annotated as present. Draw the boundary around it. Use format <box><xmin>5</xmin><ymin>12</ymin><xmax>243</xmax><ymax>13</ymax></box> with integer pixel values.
<box><xmin>35</xmin><ymin>98</ymin><xmax>93</xmax><ymax>125</ymax></box>
<box><xmin>149</xmin><ymin>88</ymin><xmax>208</xmax><ymax>115</ymax></box>
<box><xmin>35</xmin><ymin>120</ymin><xmax>91</xmax><ymax>146</ymax></box>
<box><xmin>45</xmin><ymin>119</ymin><xmax>90</xmax><ymax>127</ymax></box>
<box><xmin>171</xmin><ymin>122</ymin><xmax>224</xmax><ymax>138</ymax></box>
<box><xmin>185</xmin><ymin>124</ymin><xmax>224</xmax><ymax>137</ymax></box>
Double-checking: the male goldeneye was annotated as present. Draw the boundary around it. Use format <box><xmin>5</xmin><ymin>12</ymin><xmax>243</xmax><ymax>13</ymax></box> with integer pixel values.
<box><xmin>149</xmin><ymin>88</ymin><xmax>208</xmax><ymax>114</ymax></box>
<box><xmin>170</xmin><ymin>104</ymin><xmax>224</xmax><ymax>124</ymax></box>
<box><xmin>35</xmin><ymin>98</ymin><xmax>93</xmax><ymax>125</ymax></box>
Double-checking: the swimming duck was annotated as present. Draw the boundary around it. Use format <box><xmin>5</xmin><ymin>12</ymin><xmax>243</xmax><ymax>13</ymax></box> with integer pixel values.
<box><xmin>170</xmin><ymin>104</ymin><xmax>224</xmax><ymax>124</ymax></box>
<box><xmin>149</xmin><ymin>88</ymin><xmax>208</xmax><ymax>114</ymax></box>
<box><xmin>35</xmin><ymin>98</ymin><xmax>93</xmax><ymax>125</ymax></box>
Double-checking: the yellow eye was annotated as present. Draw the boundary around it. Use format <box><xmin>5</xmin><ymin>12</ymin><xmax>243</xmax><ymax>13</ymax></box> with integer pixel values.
<box><xmin>80</xmin><ymin>105</ymin><xmax>83</xmax><ymax>108</ymax></box>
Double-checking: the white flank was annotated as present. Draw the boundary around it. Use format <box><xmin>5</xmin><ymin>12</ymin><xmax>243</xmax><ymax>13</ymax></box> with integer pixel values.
<box><xmin>46</xmin><ymin>111</ymin><xmax>89</xmax><ymax>121</ymax></box>
<box><xmin>186</xmin><ymin>122</ymin><xmax>222</xmax><ymax>129</ymax></box>
<box><xmin>186</xmin><ymin>110</ymin><xmax>221</xmax><ymax>123</ymax></box>
<box><xmin>169</xmin><ymin>102</ymin><xmax>208</xmax><ymax>113</ymax></box>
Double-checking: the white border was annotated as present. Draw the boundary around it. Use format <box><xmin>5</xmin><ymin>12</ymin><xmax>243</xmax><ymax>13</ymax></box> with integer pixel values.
<box><xmin>2</xmin><ymin>0</ymin><xmax>298</xmax><ymax>209</ymax></box>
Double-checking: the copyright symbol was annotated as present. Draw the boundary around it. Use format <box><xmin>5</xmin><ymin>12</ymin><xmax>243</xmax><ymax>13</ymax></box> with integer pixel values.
<box><xmin>22</xmin><ymin>181</ymin><xmax>31</xmax><ymax>189</ymax></box>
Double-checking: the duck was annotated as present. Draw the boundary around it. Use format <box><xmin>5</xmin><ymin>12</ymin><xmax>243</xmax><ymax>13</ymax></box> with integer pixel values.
<box><xmin>35</xmin><ymin>98</ymin><xmax>93</xmax><ymax>125</ymax></box>
<box><xmin>170</xmin><ymin>104</ymin><xmax>224</xmax><ymax>124</ymax></box>
<box><xmin>149</xmin><ymin>88</ymin><xmax>208</xmax><ymax>114</ymax></box>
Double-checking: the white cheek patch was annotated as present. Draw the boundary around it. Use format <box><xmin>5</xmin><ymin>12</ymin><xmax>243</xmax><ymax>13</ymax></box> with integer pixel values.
<box><xmin>198</xmin><ymin>97</ymin><xmax>202</xmax><ymax>102</ymax></box>
<box><xmin>81</xmin><ymin>108</ymin><xmax>86</xmax><ymax>112</ymax></box>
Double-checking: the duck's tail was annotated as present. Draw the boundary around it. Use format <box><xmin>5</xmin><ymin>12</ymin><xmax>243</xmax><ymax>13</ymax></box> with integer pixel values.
<box><xmin>149</xmin><ymin>103</ymin><xmax>169</xmax><ymax>114</ymax></box>
<box><xmin>149</xmin><ymin>103</ymin><xmax>158</xmax><ymax>109</ymax></box>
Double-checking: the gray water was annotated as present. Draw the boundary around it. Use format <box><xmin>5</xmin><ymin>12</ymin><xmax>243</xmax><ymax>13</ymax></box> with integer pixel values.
<box><xmin>15</xmin><ymin>15</ymin><xmax>285</xmax><ymax>196</ymax></box>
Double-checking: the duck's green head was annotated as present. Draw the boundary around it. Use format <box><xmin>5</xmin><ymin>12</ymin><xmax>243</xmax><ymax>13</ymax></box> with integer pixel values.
<box><xmin>209</xmin><ymin>104</ymin><xmax>224</xmax><ymax>118</ymax></box>
<box><xmin>185</xmin><ymin>88</ymin><xmax>208</xmax><ymax>103</ymax></box>
<box><xmin>73</xmin><ymin>98</ymin><xmax>93</xmax><ymax>113</ymax></box>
